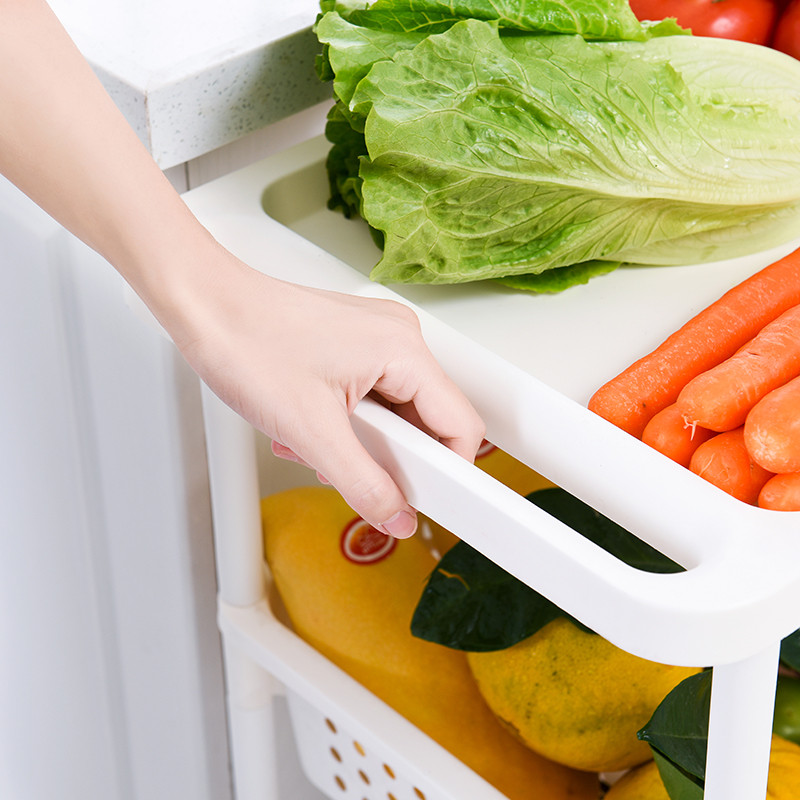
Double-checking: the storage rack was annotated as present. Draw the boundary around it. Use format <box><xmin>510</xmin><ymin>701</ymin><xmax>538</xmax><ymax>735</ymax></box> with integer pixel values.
<box><xmin>181</xmin><ymin>136</ymin><xmax>800</xmax><ymax>800</ymax></box>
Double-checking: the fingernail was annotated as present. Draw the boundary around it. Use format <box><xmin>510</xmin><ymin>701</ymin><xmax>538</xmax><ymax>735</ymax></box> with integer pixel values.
<box><xmin>273</xmin><ymin>445</ymin><xmax>298</xmax><ymax>463</ymax></box>
<box><xmin>380</xmin><ymin>510</ymin><xmax>417</xmax><ymax>539</ymax></box>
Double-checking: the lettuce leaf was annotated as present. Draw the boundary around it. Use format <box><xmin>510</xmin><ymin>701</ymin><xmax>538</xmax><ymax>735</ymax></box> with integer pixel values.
<box><xmin>316</xmin><ymin>12</ymin><xmax>427</xmax><ymax>116</ymax></box>
<box><xmin>495</xmin><ymin>260</ymin><xmax>620</xmax><ymax>293</ymax></box>
<box><xmin>316</xmin><ymin>1</ymin><xmax>800</xmax><ymax>291</ymax></box>
<box><xmin>321</xmin><ymin>0</ymin><xmax>650</xmax><ymax>38</ymax></box>
<box><xmin>323</xmin><ymin>102</ymin><xmax>368</xmax><ymax>217</ymax></box>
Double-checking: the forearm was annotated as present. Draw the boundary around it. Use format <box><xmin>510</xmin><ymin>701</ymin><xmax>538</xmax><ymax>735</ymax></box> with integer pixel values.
<box><xmin>0</xmin><ymin>0</ymin><xmax>484</xmax><ymax>535</ymax></box>
<box><xmin>0</xmin><ymin>0</ymin><xmax>218</xmax><ymax>329</ymax></box>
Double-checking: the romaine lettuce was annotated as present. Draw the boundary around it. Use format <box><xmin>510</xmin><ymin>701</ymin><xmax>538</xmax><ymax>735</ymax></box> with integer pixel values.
<box><xmin>316</xmin><ymin>1</ymin><xmax>800</xmax><ymax>291</ymax></box>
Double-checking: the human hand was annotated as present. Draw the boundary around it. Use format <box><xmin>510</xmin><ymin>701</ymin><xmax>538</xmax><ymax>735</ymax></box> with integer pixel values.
<box><xmin>0</xmin><ymin>0</ymin><xmax>484</xmax><ymax>538</ymax></box>
<box><xmin>164</xmin><ymin>244</ymin><xmax>485</xmax><ymax>538</ymax></box>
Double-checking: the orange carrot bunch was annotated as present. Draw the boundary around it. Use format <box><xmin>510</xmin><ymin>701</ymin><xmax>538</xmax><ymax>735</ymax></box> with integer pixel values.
<box><xmin>588</xmin><ymin>246</ymin><xmax>800</xmax><ymax>510</ymax></box>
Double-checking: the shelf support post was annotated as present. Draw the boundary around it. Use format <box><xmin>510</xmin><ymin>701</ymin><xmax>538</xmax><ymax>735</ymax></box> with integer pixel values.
<box><xmin>704</xmin><ymin>641</ymin><xmax>780</xmax><ymax>800</ymax></box>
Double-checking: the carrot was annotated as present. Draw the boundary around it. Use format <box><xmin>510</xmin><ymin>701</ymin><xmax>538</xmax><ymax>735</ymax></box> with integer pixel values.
<box><xmin>588</xmin><ymin>246</ymin><xmax>800</xmax><ymax>438</ymax></box>
<box><xmin>758</xmin><ymin>473</ymin><xmax>800</xmax><ymax>511</ymax></box>
<box><xmin>744</xmin><ymin>375</ymin><xmax>800</xmax><ymax>474</ymax></box>
<box><xmin>676</xmin><ymin>305</ymin><xmax>800</xmax><ymax>432</ymax></box>
<box><xmin>641</xmin><ymin>403</ymin><xmax>714</xmax><ymax>468</ymax></box>
<box><xmin>689</xmin><ymin>427</ymin><xmax>774</xmax><ymax>505</ymax></box>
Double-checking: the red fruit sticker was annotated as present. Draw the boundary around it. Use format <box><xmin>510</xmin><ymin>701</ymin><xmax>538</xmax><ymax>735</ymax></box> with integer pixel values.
<box><xmin>340</xmin><ymin>518</ymin><xmax>397</xmax><ymax>565</ymax></box>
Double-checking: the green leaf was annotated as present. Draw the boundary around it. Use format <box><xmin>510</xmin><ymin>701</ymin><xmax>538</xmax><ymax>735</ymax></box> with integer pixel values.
<box><xmin>652</xmin><ymin>749</ymin><xmax>705</xmax><ymax>800</ymax></box>
<box><xmin>323</xmin><ymin>101</ymin><xmax>369</xmax><ymax>218</ymax></box>
<box><xmin>410</xmin><ymin>539</ymin><xmax>570</xmax><ymax>650</ymax></box>
<box><xmin>773</xmin><ymin>675</ymin><xmax>800</xmax><ymax>746</ymax></box>
<box><xmin>530</xmin><ymin>488</ymin><xmax>683</xmax><ymax>575</ymax></box>
<box><xmin>781</xmin><ymin>627</ymin><xmax>800</xmax><ymax>673</ymax></box>
<box><xmin>494</xmin><ymin>260</ymin><xmax>619</xmax><ymax>293</ymax></box>
<box><xmin>641</xmin><ymin>660</ymin><xmax>800</xmax><ymax>796</ymax></box>
<box><xmin>410</xmin><ymin>487</ymin><xmax>682</xmax><ymax>651</ymax></box>
<box><xmin>638</xmin><ymin>670</ymin><xmax>711</xmax><ymax>782</ymax></box>
<box><xmin>315</xmin><ymin>11</ymin><xmax>427</xmax><ymax>111</ymax></box>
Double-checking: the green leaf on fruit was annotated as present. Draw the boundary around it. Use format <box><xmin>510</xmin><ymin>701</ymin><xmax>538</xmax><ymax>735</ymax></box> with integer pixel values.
<box><xmin>639</xmin><ymin>665</ymin><xmax>800</xmax><ymax>800</ymax></box>
<box><xmin>653</xmin><ymin>749</ymin><xmax>704</xmax><ymax>800</ymax></box>
<box><xmin>773</xmin><ymin>675</ymin><xmax>800</xmax><ymax>746</ymax></box>
<box><xmin>529</xmin><ymin>488</ymin><xmax>684</xmax><ymax>575</ymax></box>
<box><xmin>411</xmin><ymin>487</ymin><xmax>682</xmax><ymax>651</ymax></box>
<box><xmin>410</xmin><ymin>539</ymin><xmax>571</xmax><ymax>651</ymax></box>
<box><xmin>781</xmin><ymin>627</ymin><xmax>800</xmax><ymax>672</ymax></box>
<box><xmin>638</xmin><ymin>670</ymin><xmax>711</xmax><ymax>782</ymax></box>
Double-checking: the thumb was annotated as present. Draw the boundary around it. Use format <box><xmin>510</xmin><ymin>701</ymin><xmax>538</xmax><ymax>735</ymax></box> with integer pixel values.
<box><xmin>284</xmin><ymin>399</ymin><xmax>418</xmax><ymax>539</ymax></box>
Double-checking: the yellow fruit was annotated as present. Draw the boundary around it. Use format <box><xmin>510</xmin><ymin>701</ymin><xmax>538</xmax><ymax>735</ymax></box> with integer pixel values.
<box><xmin>417</xmin><ymin>514</ymin><xmax>461</xmax><ymax>558</ymax></box>
<box><xmin>605</xmin><ymin>736</ymin><xmax>800</xmax><ymax>799</ymax></box>
<box><xmin>476</xmin><ymin>441</ymin><xmax>556</xmax><ymax>497</ymax></box>
<box><xmin>768</xmin><ymin>735</ymin><xmax>800</xmax><ymax>798</ymax></box>
<box><xmin>422</xmin><ymin>443</ymin><xmax>556</xmax><ymax>555</ymax></box>
<box><xmin>466</xmin><ymin>617</ymin><xmax>700</xmax><ymax>773</ymax></box>
<box><xmin>262</xmin><ymin>486</ymin><xmax>599</xmax><ymax>800</ymax></box>
<box><xmin>603</xmin><ymin>760</ymin><xmax>668</xmax><ymax>800</ymax></box>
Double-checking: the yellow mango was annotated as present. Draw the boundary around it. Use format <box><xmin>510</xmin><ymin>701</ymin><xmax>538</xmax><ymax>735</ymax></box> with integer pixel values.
<box><xmin>262</xmin><ymin>486</ymin><xmax>599</xmax><ymax>800</ymax></box>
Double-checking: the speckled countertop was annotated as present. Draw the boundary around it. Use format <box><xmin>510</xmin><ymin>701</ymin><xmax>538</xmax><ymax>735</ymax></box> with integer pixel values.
<box><xmin>49</xmin><ymin>0</ymin><xmax>330</xmax><ymax>168</ymax></box>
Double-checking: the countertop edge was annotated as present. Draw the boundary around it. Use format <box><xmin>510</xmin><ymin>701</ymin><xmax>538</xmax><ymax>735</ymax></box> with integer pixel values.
<box><xmin>73</xmin><ymin>16</ymin><xmax>331</xmax><ymax>168</ymax></box>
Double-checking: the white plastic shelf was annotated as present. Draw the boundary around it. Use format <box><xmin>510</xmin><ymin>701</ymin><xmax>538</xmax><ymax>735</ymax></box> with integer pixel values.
<box><xmin>184</xmin><ymin>135</ymin><xmax>800</xmax><ymax>800</ymax></box>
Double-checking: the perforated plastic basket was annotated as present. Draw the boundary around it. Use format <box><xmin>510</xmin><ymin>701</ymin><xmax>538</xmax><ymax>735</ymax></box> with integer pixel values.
<box><xmin>218</xmin><ymin>590</ymin><xmax>510</xmax><ymax>800</ymax></box>
<box><xmin>286</xmin><ymin>691</ymin><xmax>427</xmax><ymax>800</ymax></box>
<box><xmin>285</xmin><ymin>649</ymin><xmax>484</xmax><ymax>800</ymax></box>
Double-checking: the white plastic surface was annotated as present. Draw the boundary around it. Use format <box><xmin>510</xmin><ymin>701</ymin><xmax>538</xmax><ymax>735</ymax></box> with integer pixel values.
<box><xmin>201</xmin><ymin>386</ymin><xmax>265</xmax><ymax>608</ymax></box>
<box><xmin>706</xmin><ymin>645</ymin><xmax>780</xmax><ymax>800</ymax></box>
<box><xmin>187</xmin><ymin>135</ymin><xmax>800</xmax><ymax>665</ymax></box>
<box><xmin>185</xmin><ymin>135</ymin><xmax>800</xmax><ymax>800</ymax></box>
<box><xmin>218</xmin><ymin>597</ymin><xmax>509</xmax><ymax>800</ymax></box>
<box><xmin>285</xmin><ymin>688</ymin><xmax>459</xmax><ymax>800</ymax></box>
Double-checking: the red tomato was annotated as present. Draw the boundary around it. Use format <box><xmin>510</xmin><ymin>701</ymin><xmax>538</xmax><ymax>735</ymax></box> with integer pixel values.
<box><xmin>629</xmin><ymin>0</ymin><xmax>779</xmax><ymax>45</ymax></box>
<box><xmin>773</xmin><ymin>0</ymin><xmax>800</xmax><ymax>57</ymax></box>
